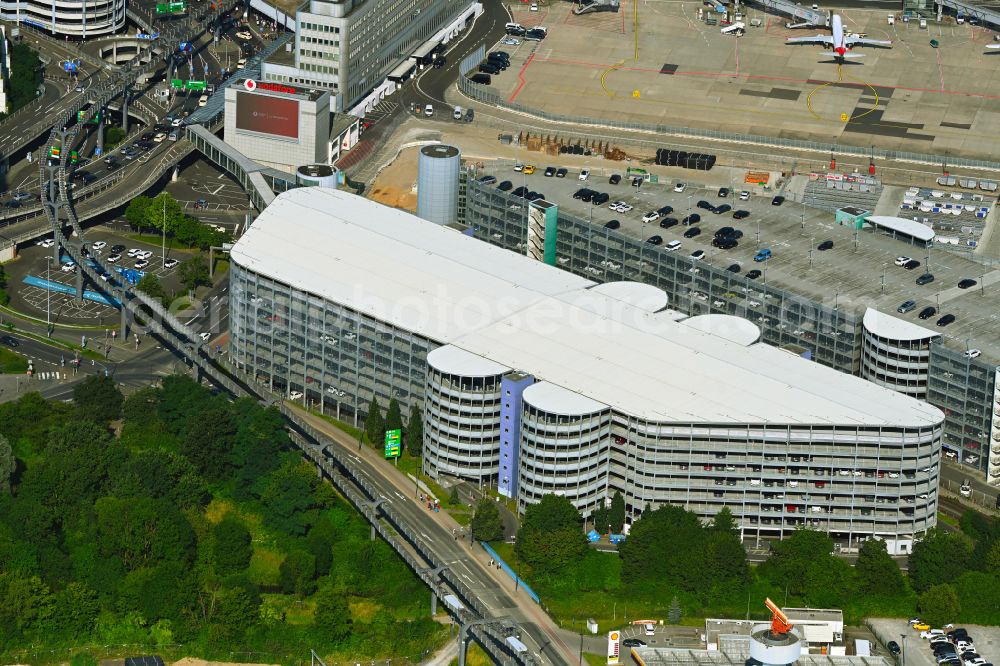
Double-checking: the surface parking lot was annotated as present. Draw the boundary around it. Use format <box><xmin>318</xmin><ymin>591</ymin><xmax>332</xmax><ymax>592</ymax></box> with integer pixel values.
<box><xmin>16</xmin><ymin>229</ymin><xmax>187</xmax><ymax>324</ymax></box>
<box><xmin>870</xmin><ymin>619</ymin><xmax>999</xmax><ymax>666</ymax></box>
<box><xmin>475</xmin><ymin>160</ymin><xmax>1000</xmax><ymax>361</ymax></box>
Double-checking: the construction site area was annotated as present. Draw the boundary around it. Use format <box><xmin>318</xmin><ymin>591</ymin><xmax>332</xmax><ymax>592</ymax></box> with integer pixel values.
<box><xmin>493</xmin><ymin>0</ymin><xmax>1000</xmax><ymax>161</ymax></box>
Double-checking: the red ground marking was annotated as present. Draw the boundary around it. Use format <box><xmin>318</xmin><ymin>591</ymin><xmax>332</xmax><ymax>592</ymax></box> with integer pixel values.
<box><xmin>509</xmin><ymin>51</ymin><xmax>536</xmax><ymax>103</ymax></box>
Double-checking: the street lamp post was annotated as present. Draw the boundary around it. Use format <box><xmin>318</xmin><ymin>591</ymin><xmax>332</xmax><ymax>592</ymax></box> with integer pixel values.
<box><xmin>900</xmin><ymin>634</ymin><xmax>907</xmax><ymax>666</ymax></box>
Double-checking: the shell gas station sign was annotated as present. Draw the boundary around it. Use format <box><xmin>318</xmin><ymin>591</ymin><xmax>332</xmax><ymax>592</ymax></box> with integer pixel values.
<box><xmin>607</xmin><ymin>631</ymin><xmax>621</xmax><ymax>665</ymax></box>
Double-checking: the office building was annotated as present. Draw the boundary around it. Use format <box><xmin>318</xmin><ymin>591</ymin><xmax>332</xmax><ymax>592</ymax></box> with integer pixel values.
<box><xmin>223</xmin><ymin>79</ymin><xmax>330</xmax><ymax>173</ymax></box>
<box><xmin>229</xmin><ymin>188</ymin><xmax>945</xmax><ymax>553</ymax></box>
<box><xmin>5</xmin><ymin>0</ymin><xmax>125</xmax><ymax>38</ymax></box>
<box><xmin>261</xmin><ymin>0</ymin><xmax>478</xmax><ymax>113</ymax></box>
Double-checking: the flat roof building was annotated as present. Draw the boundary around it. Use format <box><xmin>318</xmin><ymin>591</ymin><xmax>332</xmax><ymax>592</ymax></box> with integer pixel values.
<box><xmin>463</xmin><ymin>174</ymin><xmax>999</xmax><ymax>483</ymax></box>
<box><xmin>229</xmin><ymin>188</ymin><xmax>945</xmax><ymax>554</ymax></box>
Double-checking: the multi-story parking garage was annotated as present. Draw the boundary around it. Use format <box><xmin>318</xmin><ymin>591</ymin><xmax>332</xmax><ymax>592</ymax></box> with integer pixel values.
<box><xmin>229</xmin><ymin>188</ymin><xmax>945</xmax><ymax>553</ymax></box>
<box><xmin>461</xmin><ymin>175</ymin><xmax>998</xmax><ymax>484</ymax></box>
<box><xmin>4</xmin><ymin>0</ymin><xmax>126</xmax><ymax>38</ymax></box>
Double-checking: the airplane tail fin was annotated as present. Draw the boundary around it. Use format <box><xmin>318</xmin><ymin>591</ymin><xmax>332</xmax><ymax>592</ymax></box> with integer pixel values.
<box><xmin>821</xmin><ymin>51</ymin><xmax>864</xmax><ymax>58</ymax></box>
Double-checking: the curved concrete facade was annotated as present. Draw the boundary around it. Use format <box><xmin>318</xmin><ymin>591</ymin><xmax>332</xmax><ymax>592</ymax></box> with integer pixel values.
<box><xmin>861</xmin><ymin>308</ymin><xmax>939</xmax><ymax>399</ymax></box>
<box><xmin>11</xmin><ymin>0</ymin><xmax>126</xmax><ymax>38</ymax></box>
<box><xmin>518</xmin><ymin>382</ymin><xmax>611</xmax><ymax>516</ymax></box>
<box><xmin>423</xmin><ymin>346</ymin><xmax>509</xmax><ymax>484</ymax></box>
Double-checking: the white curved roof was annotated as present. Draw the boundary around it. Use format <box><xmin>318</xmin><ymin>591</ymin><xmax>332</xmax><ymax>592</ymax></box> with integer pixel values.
<box><xmin>589</xmin><ymin>281</ymin><xmax>669</xmax><ymax>313</ymax></box>
<box><xmin>231</xmin><ymin>188</ymin><xmax>944</xmax><ymax>427</ymax></box>
<box><xmin>865</xmin><ymin>216</ymin><xmax>935</xmax><ymax>242</ymax></box>
<box><xmin>428</xmin><ymin>345</ymin><xmax>510</xmax><ymax>377</ymax></box>
<box><xmin>682</xmin><ymin>314</ymin><xmax>761</xmax><ymax>346</ymax></box>
<box><xmin>863</xmin><ymin>308</ymin><xmax>940</xmax><ymax>342</ymax></box>
<box><xmin>523</xmin><ymin>381</ymin><xmax>608</xmax><ymax>416</ymax></box>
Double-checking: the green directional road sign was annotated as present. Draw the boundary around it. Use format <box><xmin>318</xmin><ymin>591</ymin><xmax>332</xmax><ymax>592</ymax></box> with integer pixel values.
<box><xmin>171</xmin><ymin>78</ymin><xmax>184</xmax><ymax>89</ymax></box>
<box><xmin>186</xmin><ymin>80</ymin><xmax>206</xmax><ymax>91</ymax></box>
<box><xmin>384</xmin><ymin>429</ymin><xmax>401</xmax><ymax>459</ymax></box>
<box><xmin>155</xmin><ymin>2</ymin><xmax>168</xmax><ymax>13</ymax></box>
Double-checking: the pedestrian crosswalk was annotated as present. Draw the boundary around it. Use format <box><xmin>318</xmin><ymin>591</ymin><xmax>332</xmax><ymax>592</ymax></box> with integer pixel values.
<box><xmin>31</xmin><ymin>372</ymin><xmax>66</xmax><ymax>381</ymax></box>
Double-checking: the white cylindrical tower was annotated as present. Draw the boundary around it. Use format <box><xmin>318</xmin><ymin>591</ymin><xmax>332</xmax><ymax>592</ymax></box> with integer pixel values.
<box><xmin>296</xmin><ymin>164</ymin><xmax>340</xmax><ymax>188</ymax></box>
<box><xmin>518</xmin><ymin>382</ymin><xmax>611</xmax><ymax>517</ymax></box>
<box><xmin>416</xmin><ymin>144</ymin><xmax>460</xmax><ymax>225</ymax></box>
<box><xmin>423</xmin><ymin>345</ymin><xmax>509</xmax><ymax>484</ymax></box>
<box><xmin>861</xmin><ymin>308</ymin><xmax>939</xmax><ymax>399</ymax></box>
<box><xmin>748</xmin><ymin>624</ymin><xmax>802</xmax><ymax>666</ymax></box>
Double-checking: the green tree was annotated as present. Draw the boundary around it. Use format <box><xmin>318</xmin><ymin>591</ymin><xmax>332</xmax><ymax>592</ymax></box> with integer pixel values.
<box><xmin>448</xmin><ymin>486</ymin><xmax>460</xmax><ymax>507</ymax></box>
<box><xmin>124</xmin><ymin>196</ymin><xmax>153</xmax><ymax>231</ymax></box>
<box><xmin>667</xmin><ymin>596</ymin><xmax>682</xmax><ymax>625</ymax></box>
<box><xmin>214</xmin><ymin>585</ymin><xmax>260</xmax><ymax>638</ymax></box>
<box><xmin>179</xmin><ymin>255</ymin><xmax>212</xmax><ymax>291</ymax></box>
<box><xmin>72</xmin><ymin>375</ymin><xmax>124</xmax><ymax>425</ymax></box>
<box><xmin>985</xmin><ymin>540</ymin><xmax>1000</xmax><ymax>574</ymax></box>
<box><xmin>305</xmin><ymin>521</ymin><xmax>335</xmax><ymax>577</ymax></box>
<box><xmin>385</xmin><ymin>397</ymin><xmax>403</xmax><ymax>434</ymax></box>
<box><xmin>364</xmin><ymin>397</ymin><xmax>384</xmax><ymax>445</ymax></box>
<box><xmin>918</xmin><ymin>583</ymin><xmax>961</xmax><ymax>627</ymax></box>
<box><xmin>855</xmin><ymin>538</ymin><xmax>904</xmax><ymax>596</ymax></box>
<box><xmin>178</xmin><ymin>407</ymin><xmax>236</xmax><ymax>482</ymax></box>
<box><xmin>405</xmin><ymin>404</ymin><xmax>423</xmax><ymax>457</ymax></box>
<box><xmin>710</xmin><ymin>507</ymin><xmax>737</xmax><ymax>535</ymax></box>
<box><xmin>7</xmin><ymin>43</ymin><xmax>42</xmax><ymax>111</ymax></box>
<box><xmin>213</xmin><ymin>516</ymin><xmax>253</xmax><ymax>575</ymax></box>
<box><xmin>471</xmin><ymin>498</ymin><xmax>503</xmax><ymax>542</ymax></box>
<box><xmin>94</xmin><ymin>497</ymin><xmax>195</xmax><ymax>572</ymax></box>
<box><xmin>231</xmin><ymin>404</ymin><xmax>289</xmax><ymax>499</ymax></box>
<box><xmin>137</xmin><ymin>273</ymin><xmax>166</xmax><ymax>304</ymax></box>
<box><xmin>908</xmin><ymin>528</ymin><xmax>972</xmax><ymax>592</ymax></box>
<box><xmin>609</xmin><ymin>491</ymin><xmax>626</xmax><ymax>533</ymax></box>
<box><xmin>516</xmin><ymin>494</ymin><xmax>585</xmax><ymax>576</ymax></box>
<box><xmin>313</xmin><ymin>583</ymin><xmax>353</xmax><ymax>643</ymax></box>
<box><xmin>260</xmin><ymin>460</ymin><xmax>328</xmax><ymax>536</ymax></box>
<box><xmin>104</xmin><ymin>125</ymin><xmax>126</xmax><ymax>148</ymax></box>
<box><xmin>279</xmin><ymin>550</ymin><xmax>317</xmax><ymax>598</ymax></box>
<box><xmin>52</xmin><ymin>582</ymin><xmax>99</xmax><ymax>636</ymax></box>
<box><xmin>0</xmin><ymin>434</ymin><xmax>14</xmax><ymax>495</ymax></box>
<box><xmin>0</xmin><ymin>573</ymin><xmax>56</xmax><ymax>637</ymax></box>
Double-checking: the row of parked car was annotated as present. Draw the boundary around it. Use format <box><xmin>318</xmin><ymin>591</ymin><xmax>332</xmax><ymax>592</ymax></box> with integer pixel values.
<box><xmin>892</xmin><ymin>623</ymin><xmax>991</xmax><ymax>666</ymax></box>
<box><xmin>468</xmin><ymin>50</ymin><xmax>510</xmax><ymax>84</ymax></box>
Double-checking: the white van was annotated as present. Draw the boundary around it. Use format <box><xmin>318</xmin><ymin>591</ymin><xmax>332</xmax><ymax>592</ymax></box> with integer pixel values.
<box><xmin>424</xmin><ymin>104</ymin><xmax>434</xmax><ymax>118</ymax></box>
<box><xmin>453</xmin><ymin>105</ymin><xmax>462</xmax><ymax>120</ymax></box>
<box><xmin>887</xmin><ymin>13</ymin><xmax>895</xmax><ymax>24</ymax></box>
<box><xmin>919</xmin><ymin>18</ymin><xmax>927</xmax><ymax>28</ymax></box>
<box><xmin>198</xmin><ymin>94</ymin><xmax>209</xmax><ymax>107</ymax></box>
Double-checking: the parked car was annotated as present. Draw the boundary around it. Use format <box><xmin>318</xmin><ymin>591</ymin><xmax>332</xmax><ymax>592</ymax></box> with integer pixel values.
<box><xmin>918</xmin><ymin>306</ymin><xmax>937</xmax><ymax>319</ymax></box>
<box><xmin>958</xmin><ymin>278</ymin><xmax>977</xmax><ymax>289</ymax></box>
<box><xmin>936</xmin><ymin>314</ymin><xmax>956</xmax><ymax>327</ymax></box>
<box><xmin>887</xmin><ymin>642</ymin><xmax>901</xmax><ymax>656</ymax></box>
<box><xmin>771</xmin><ymin>195</ymin><xmax>785</xmax><ymax>205</ymax></box>
<box><xmin>818</xmin><ymin>239</ymin><xmax>834</xmax><ymax>251</ymax></box>
<box><xmin>754</xmin><ymin>248</ymin><xmax>772</xmax><ymax>262</ymax></box>
<box><xmin>683</xmin><ymin>226</ymin><xmax>702</xmax><ymax>238</ymax></box>
<box><xmin>609</xmin><ymin>174</ymin><xmax>621</xmax><ymax>185</ymax></box>
<box><xmin>916</xmin><ymin>273</ymin><xmax>935</xmax><ymax>285</ymax></box>
<box><xmin>646</xmin><ymin>235</ymin><xmax>663</xmax><ymax>245</ymax></box>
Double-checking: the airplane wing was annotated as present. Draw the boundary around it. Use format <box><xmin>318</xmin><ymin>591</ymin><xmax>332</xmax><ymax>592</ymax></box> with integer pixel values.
<box><xmin>845</xmin><ymin>36</ymin><xmax>892</xmax><ymax>48</ymax></box>
<box><xmin>987</xmin><ymin>44</ymin><xmax>1000</xmax><ymax>49</ymax></box>
<box><xmin>786</xmin><ymin>34</ymin><xmax>834</xmax><ymax>46</ymax></box>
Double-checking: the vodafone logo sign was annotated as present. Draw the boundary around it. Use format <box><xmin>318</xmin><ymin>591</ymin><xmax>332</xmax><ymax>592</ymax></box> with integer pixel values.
<box><xmin>244</xmin><ymin>79</ymin><xmax>257</xmax><ymax>91</ymax></box>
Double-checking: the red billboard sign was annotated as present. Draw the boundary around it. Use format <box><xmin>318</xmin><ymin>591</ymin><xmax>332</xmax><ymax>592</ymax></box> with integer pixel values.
<box><xmin>235</xmin><ymin>90</ymin><xmax>299</xmax><ymax>139</ymax></box>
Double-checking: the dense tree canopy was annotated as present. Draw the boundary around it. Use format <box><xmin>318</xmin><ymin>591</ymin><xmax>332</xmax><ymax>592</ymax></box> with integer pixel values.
<box><xmin>908</xmin><ymin>528</ymin><xmax>973</xmax><ymax>592</ymax></box>
<box><xmin>0</xmin><ymin>382</ymin><xmax>444</xmax><ymax>663</ymax></box>
<box><xmin>516</xmin><ymin>494</ymin><xmax>586</xmax><ymax>577</ymax></box>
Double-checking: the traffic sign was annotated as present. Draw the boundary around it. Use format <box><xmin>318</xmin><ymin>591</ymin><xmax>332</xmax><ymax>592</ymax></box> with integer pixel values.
<box><xmin>384</xmin><ymin>428</ymin><xmax>401</xmax><ymax>458</ymax></box>
<box><xmin>186</xmin><ymin>80</ymin><xmax>206</xmax><ymax>91</ymax></box>
<box><xmin>171</xmin><ymin>78</ymin><xmax>184</xmax><ymax>89</ymax></box>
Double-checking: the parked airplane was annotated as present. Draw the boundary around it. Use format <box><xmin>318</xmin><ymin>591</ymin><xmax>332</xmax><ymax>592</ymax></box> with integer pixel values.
<box><xmin>986</xmin><ymin>44</ymin><xmax>1000</xmax><ymax>51</ymax></box>
<box><xmin>786</xmin><ymin>13</ymin><xmax>892</xmax><ymax>60</ymax></box>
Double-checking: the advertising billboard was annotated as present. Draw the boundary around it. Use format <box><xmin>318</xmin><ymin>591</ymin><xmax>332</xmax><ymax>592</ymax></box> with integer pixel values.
<box><xmin>235</xmin><ymin>90</ymin><xmax>300</xmax><ymax>139</ymax></box>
